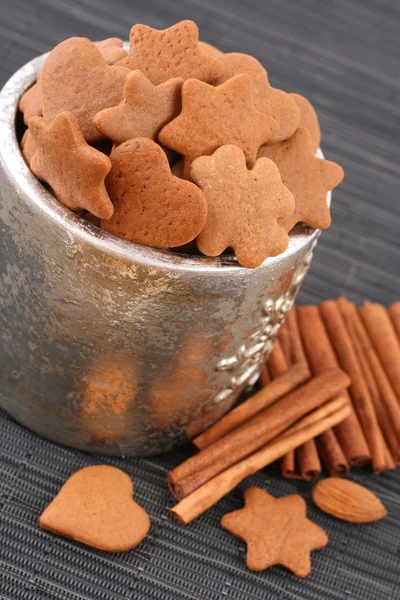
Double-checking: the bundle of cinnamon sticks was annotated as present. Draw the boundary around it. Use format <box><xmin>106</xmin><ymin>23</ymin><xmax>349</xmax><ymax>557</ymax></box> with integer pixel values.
<box><xmin>169</xmin><ymin>366</ymin><xmax>351</xmax><ymax>524</ymax></box>
<box><xmin>167</xmin><ymin>299</ymin><xmax>400</xmax><ymax>525</ymax></box>
<box><xmin>269</xmin><ymin>299</ymin><xmax>400</xmax><ymax>479</ymax></box>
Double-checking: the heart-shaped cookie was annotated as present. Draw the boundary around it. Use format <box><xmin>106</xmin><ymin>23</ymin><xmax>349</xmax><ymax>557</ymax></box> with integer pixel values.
<box><xmin>101</xmin><ymin>137</ymin><xmax>207</xmax><ymax>248</ymax></box>
<box><xmin>39</xmin><ymin>465</ymin><xmax>150</xmax><ymax>552</ymax></box>
<box><xmin>41</xmin><ymin>37</ymin><xmax>130</xmax><ymax>143</ymax></box>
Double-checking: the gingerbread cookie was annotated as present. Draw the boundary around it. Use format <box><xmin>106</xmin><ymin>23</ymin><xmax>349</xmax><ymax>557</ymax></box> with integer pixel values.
<box><xmin>96</xmin><ymin>37</ymin><xmax>127</xmax><ymax>65</ymax></box>
<box><xmin>215</xmin><ymin>53</ymin><xmax>299</xmax><ymax>142</ymax></box>
<box><xmin>29</xmin><ymin>112</ymin><xmax>114</xmax><ymax>219</ymax></box>
<box><xmin>19</xmin><ymin>71</ymin><xmax>42</xmax><ymax>125</ymax></box>
<box><xmin>101</xmin><ymin>138</ymin><xmax>207</xmax><ymax>248</ymax></box>
<box><xmin>20</xmin><ymin>130</ymin><xmax>37</xmax><ymax>167</ymax></box>
<box><xmin>159</xmin><ymin>74</ymin><xmax>278</xmax><ymax>175</ymax></box>
<box><xmin>40</xmin><ymin>465</ymin><xmax>150</xmax><ymax>552</ymax></box>
<box><xmin>289</xmin><ymin>93</ymin><xmax>321</xmax><ymax>153</ymax></box>
<box><xmin>94</xmin><ymin>70</ymin><xmax>183</xmax><ymax>145</ymax></box>
<box><xmin>41</xmin><ymin>37</ymin><xmax>130</xmax><ymax>143</ymax></box>
<box><xmin>221</xmin><ymin>487</ymin><xmax>328</xmax><ymax>576</ymax></box>
<box><xmin>191</xmin><ymin>145</ymin><xmax>294</xmax><ymax>268</ymax></box>
<box><xmin>171</xmin><ymin>158</ymin><xmax>185</xmax><ymax>179</ymax></box>
<box><xmin>198</xmin><ymin>40</ymin><xmax>223</xmax><ymax>59</ymax></box>
<box><xmin>258</xmin><ymin>127</ymin><xmax>344</xmax><ymax>231</ymax></box>
<box><xmin>117</xmin><ymin>20</ymin><xmax>222</xmax><ymax>85</ymax></box>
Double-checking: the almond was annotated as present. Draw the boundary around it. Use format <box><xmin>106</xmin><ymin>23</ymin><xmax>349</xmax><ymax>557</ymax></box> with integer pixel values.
<box><xmin>312</xmin><ymin>478</ymin><xmax>387</xmax><ymax>523</ymax></box>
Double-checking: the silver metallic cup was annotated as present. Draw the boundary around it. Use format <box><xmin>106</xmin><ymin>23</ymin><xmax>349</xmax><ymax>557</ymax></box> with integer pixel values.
<box><xmin>0</xmin><ymin>54</ymin><xmax>325</xmax><ymax>456</ymax></box>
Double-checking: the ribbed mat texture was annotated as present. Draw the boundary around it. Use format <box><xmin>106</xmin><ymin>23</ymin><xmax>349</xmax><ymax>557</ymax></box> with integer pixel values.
<box><xmin>0</xmin><ymin>1</ymin><xmax>399</xmax><ymax>598</ymax></box>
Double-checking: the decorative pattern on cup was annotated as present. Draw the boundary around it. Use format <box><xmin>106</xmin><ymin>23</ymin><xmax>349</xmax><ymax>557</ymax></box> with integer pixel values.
<box><xmin>213</xmin><ymin>238</ymin><xmax>318</xmax><ymax>403</ymax></box>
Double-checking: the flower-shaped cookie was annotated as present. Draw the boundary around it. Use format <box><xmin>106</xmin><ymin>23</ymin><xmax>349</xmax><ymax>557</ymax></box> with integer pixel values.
<box><xmin>117</xmin><ymin>20</ymin><xmax>222</xmax><ymax>85</ymax></box>
<box><xmin>29</xmin><ymin>112</ymin><xmax>114</xmax><ymax>219</ymax></box>
<box><xmin>41</xmin><ymin>37</ymin><xmax>130</xmax><ymax>143</ymax></box>
<box><xmin>159</xmin><ymin>74</ymin><xmax>279</xmax><ymax>175</ymax></box>
<box><xmin>221</xmin><ymin>487</ymin><xmax>328</xmax><ymax>576</ymax></box>
<box><xmin>101</xmin><ymin>138</ymin><xmax>207</xmax><ymax>248</ymax></box>
<box><xmin>258</xmin><ymin>128</ymin><xmax>344</xmax><ymax>231</ymax></box>
<box><xmin>94</xmin><ymin>70</ymin><xmax>183</xmax><ymax>145</ymax></box>
<box><xmin>190</xmin><ymin>145</ymin><xmax>294</xmax><ymax>268</ymax></box>
<box><xmin>215</xmin><ymin>53</ymin><xmax>299</xmax><ymax>142</ymax></box>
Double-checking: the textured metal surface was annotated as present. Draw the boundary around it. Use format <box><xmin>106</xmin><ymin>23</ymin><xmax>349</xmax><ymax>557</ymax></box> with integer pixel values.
<box><xmin>0</xmin><ymin>55</ymin><xmax>321</xmax><ymax>456</ymax></box>
<box><xmin>0</xmin><ymin>2</ymin><xmax>399</xmax><ymax>599</ymax></box>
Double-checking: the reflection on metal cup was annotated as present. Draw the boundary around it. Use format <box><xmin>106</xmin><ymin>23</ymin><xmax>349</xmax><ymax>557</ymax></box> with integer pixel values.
<box><xmin>0</xmin><ymin>53</ymin><xmax>324</xmax><ymax>456</ymax></box>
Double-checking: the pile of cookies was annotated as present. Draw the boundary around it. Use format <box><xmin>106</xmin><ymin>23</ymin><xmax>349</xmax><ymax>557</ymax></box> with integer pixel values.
<box><xmin>19</xmin><ymin>20</ymin><xmax>344</xmax><ymax>268</ymax></box>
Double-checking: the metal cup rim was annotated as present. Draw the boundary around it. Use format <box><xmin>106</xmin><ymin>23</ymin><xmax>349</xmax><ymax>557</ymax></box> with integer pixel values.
<box><xmin>0</xmin><ymin>50</ymin><xmax>325</xmax><ymax>274</ymax></box>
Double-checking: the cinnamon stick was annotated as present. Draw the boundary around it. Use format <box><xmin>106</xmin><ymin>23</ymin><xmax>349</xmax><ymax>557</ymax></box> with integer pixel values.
<box><xmin>320</xmin><ymin>300</ymin><xmax>390</xmax><ymax>473</ymax></box>
<box><xmin>279</xmin><ymin>307</ymin><xmax>319</xmax><ymax>479</ymax></box>
<box><xmin>171</xmin><ymin>401</ymin><xmax>351</xmax><ymax>524</ymax></box>
<box><xmin>285</xmin><ymin>306</ymin><xmax>310</xmax><ymax>371</ymax></box>
<box><xmin>297</xmin><ymin>304</ymin><xmax>370</xmax><ymax>466</ymax></box>
<box><xmin>280</xmin><ymin>451</ymin><xmax>300</xmax><ymax>479</ymax></box>
<box><xmin>268</xmin><ymin>338</ymin><xmax>288</xmax><ymax>378</ymax></box>
<box><xmin>168</xmin><ymin>369</ymin><xmax>350</xmax><ymax>499</ymax></box>
<box><xmin>359</xmin><ymin>302</ymin><xmax>400</xmax><ymax>402</ymax></box>
<box><xmin>388</xmin><ymin>302</ymin><xmax>400</xmax><ymax>342</ymax></box>
<box><xmin>259</xmin><ymin>365</ymin><xmax>271</xmax><ymax>386</ymax></box>
<box><xmin>268</xmin><ymin>337</ymin><xmax>303</xmax><ymax>479</ymax></box>
<box><xmin>295</xmin><ymin>305</ymin><xmax>348</xmax><ymax>475</ymax></box>
<box><xmin>193</xmin><ymin>363</ymin><xmax>310</xmax><ymax>450</ymax></box>
<box><xmin>285</xmin><ymin>306</ymin><xmax>322</xmax><ymax>479</ymax></box>
<box><xmin>338</xmin><ymin>298</ymin><xmax>400</xmax><ymax>463</ymax></box>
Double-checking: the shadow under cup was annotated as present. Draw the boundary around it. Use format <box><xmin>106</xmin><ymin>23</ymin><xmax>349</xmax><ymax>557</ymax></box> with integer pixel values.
<box><xmin>0</xmin><ymin>52</ymin><xmax>326</xmax><ymax>456</ymax></box>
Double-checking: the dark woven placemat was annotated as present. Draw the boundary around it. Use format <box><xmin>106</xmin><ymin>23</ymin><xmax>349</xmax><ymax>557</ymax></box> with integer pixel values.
<box><xmin>0</xmin><ymin>1</ymin><xmax>399</xmax><ymax>598</ymax></box>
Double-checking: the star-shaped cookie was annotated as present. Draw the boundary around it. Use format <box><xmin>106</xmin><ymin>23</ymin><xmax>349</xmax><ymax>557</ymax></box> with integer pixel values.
<box><xmin>117</xmin><ymin>20</ymin><xmax>222</xmax><ymax>85</ymax></box>
<box><xmin>41</xmin><ymin>37</ymin><xmax>130</xmax><ymax>143</ymax></box>
<box><xmin>215</xmin><ymin>53</ymin><xmax>300</xmax><ymax>142</ymax></box>
<box><xmin>96</xmin><ymin>38</ymin><xmax>127</xmax><ymax>65</ymax></box>
<box><xmin>101</xmin><ymin>137</ymin><xmax>207</xmax><ymax>248</ymax></box>
<box><xmin>159</xmin><ymin>74</ymin><xmax>278</xmax><ymax>175</ymax></box>
<box><xmin>221</xmin><ymin>487</ymin><xmax>328</xmax><ymax>576</ymax></box>
<box><xmin>190</xmin><ymin>145</ymin><xmax>294</xmax><ymax>268</ymax></box>
<box><xmin>289</xmin><ymin>93</ymin><xmax>321</xmax><ymax>153</ymax></box>
<box><xmin>29</xmin><ymin>112</ymin><xmax>114</xmax><ymax>219</ymax></box>
<box><xmin>258</xmin><ymin>128</ymin><xmax>344</xmax><ymax>231</ymax></box>
<box><xmin>198</xmin><ymin>40</ymin><xmax>223</xmax><ymax>59</ymax></box>
<box><xmin>19</xmin><ymin>71</ymin><xmax>42</xmax><ymax>125</ymax></box>
<box><xmin>94</xmin><ymin>70</ymin><xmax>183</xmax><ymax>145</ymax></box>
